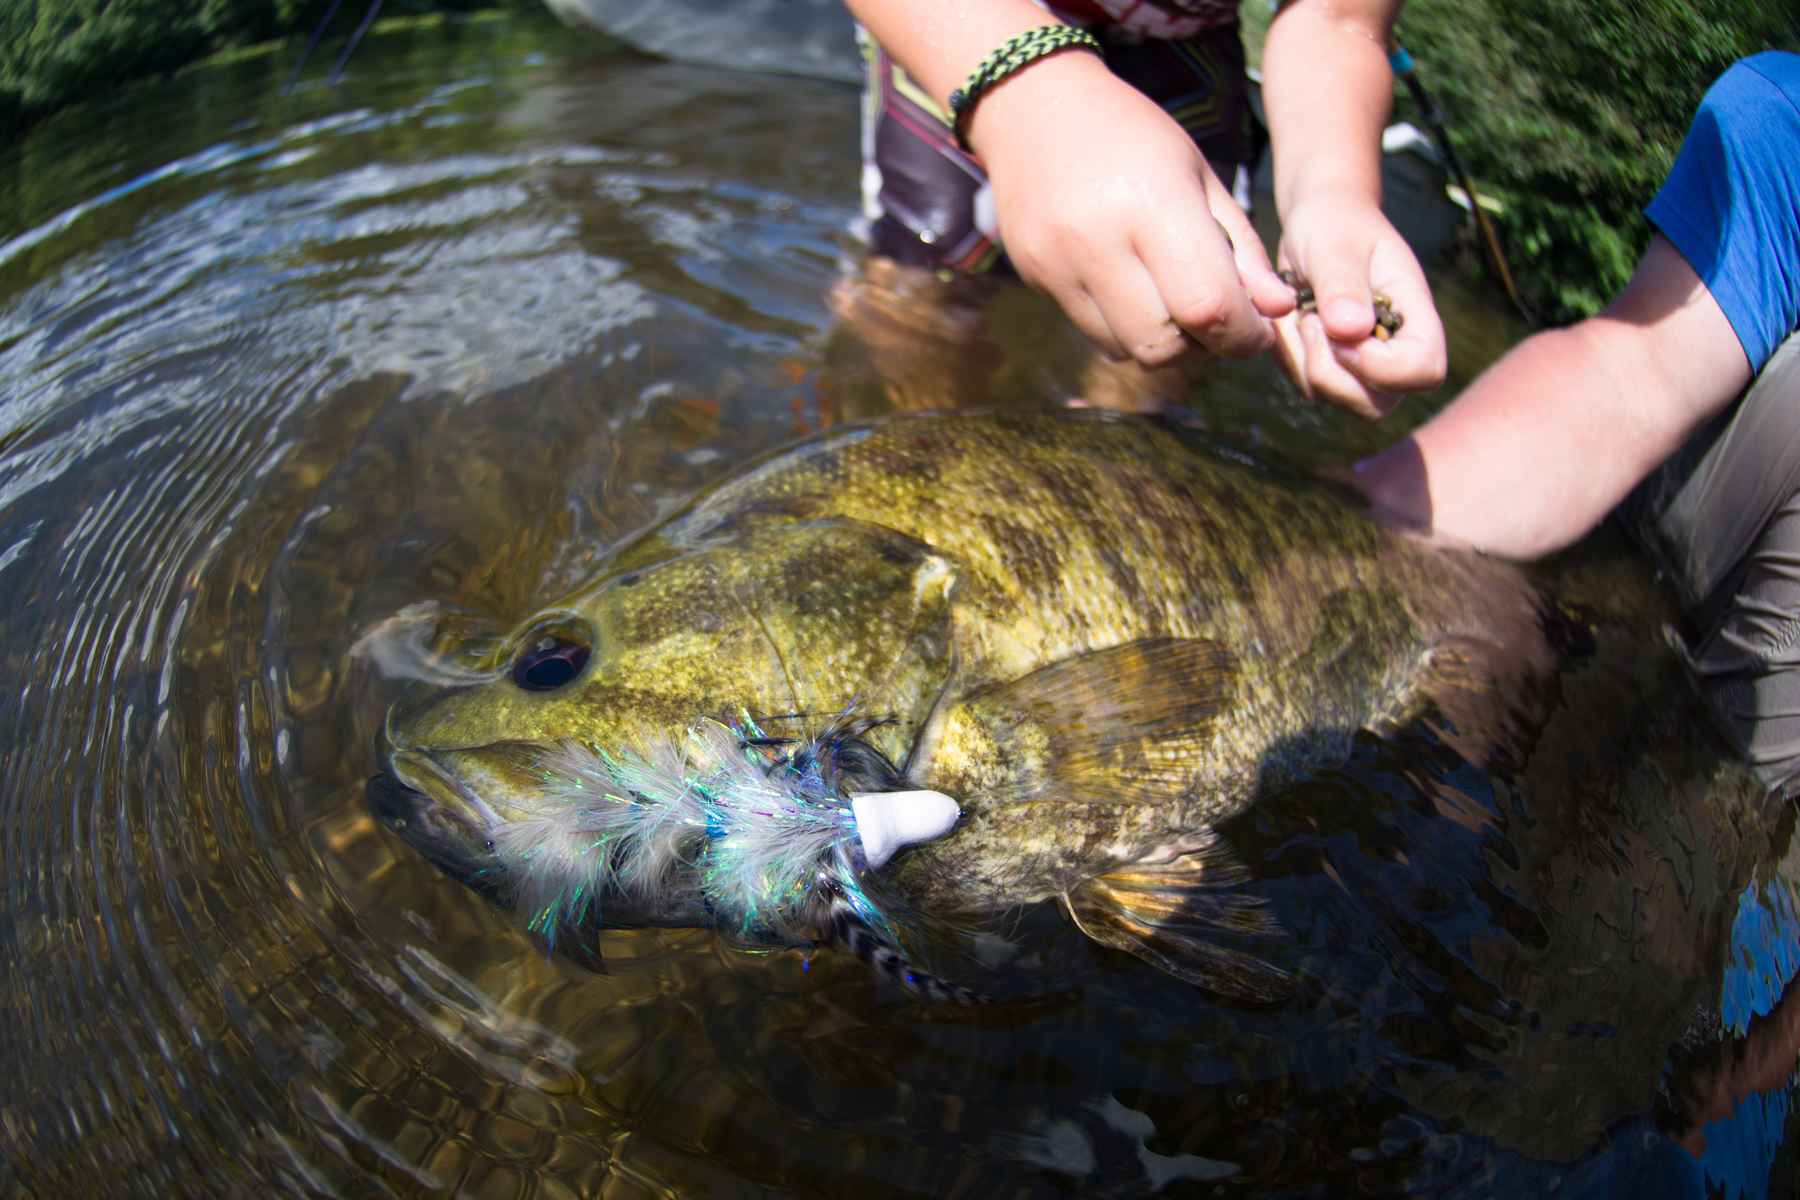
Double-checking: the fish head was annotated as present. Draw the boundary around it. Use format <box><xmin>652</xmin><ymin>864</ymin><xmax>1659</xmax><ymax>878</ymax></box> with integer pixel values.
<box><xmin>372</xmin><ymin>516</ymin><xmax>961</xmax><ymax>936</ymax></box>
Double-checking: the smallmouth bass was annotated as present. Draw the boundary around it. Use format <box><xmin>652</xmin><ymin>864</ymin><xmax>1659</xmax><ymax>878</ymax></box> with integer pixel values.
<box><xmin>370</xmin><ymin>410</ymin><xmax>1556</xmax><ymax>1000</ymax></box>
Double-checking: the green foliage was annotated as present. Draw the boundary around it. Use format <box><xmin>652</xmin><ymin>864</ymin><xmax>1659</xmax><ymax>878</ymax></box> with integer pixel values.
<box><xmin>1393</xmin><ymin>0</ymin><xmax>1800</xmax><ymax>321</ymax></box>
<box><xmin>0</xmin><ymin>0</ymin><xmax>536</xmax><ymax>146</ymax></box>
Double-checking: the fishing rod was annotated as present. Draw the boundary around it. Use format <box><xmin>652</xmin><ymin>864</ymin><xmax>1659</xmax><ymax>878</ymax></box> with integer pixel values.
<box><xmin>1389</xmin><ymin>39</ymin><xmax>1536</xmax><ymax>326</ymax></box>
<box><xmin>287</xmin><ymin>0</ymin><xmax>386</xmax><ymax>92</ymax></box>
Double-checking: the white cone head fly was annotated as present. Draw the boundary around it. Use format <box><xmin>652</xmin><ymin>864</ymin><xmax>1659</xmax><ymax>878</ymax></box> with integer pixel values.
<box><xmin>850</xmin><ymin>790</ymin><xmax>961</xmax><ymax>869</ymax></box>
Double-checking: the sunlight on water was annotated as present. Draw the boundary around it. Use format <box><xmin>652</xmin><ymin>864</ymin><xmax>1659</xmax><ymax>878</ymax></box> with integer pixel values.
<box><xmin>0</xmin><ymin>10</ymin><xmax>1795</xmax><ymax>1198</ymax></box>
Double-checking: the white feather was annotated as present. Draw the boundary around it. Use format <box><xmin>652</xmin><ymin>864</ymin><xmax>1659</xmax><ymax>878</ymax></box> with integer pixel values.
<box><xmin>486</xmin><ymin>720</ymin><xmax>873</xmax><ymax>942</ymax></box>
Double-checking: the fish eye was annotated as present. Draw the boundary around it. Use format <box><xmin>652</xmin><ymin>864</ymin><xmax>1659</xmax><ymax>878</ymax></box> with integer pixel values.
<box><xmin>511</xmin><ymin>631</ymin><xmax>591</xmax><ymax>692</ymax></box>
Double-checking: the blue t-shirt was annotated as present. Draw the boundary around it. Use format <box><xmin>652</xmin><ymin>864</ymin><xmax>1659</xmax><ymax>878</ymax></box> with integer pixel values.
<box><xmin>1646</xmin><ymin>50</ymin><xmax>1800</xmax><ymax>373</ymax></box>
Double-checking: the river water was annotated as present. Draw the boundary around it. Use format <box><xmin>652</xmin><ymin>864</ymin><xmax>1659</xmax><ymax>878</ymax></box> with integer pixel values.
<box><xmin>1</xmin><ymin>10</ymin><xmax>1795</xmax><ymax>1198</ymax></box>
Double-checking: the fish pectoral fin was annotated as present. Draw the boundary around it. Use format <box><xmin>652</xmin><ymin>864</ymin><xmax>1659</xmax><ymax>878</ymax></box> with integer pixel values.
<box><xmin>964</xmin><ymin>637</ymin><xmax>1239</xmax><ymax>806</ymax></box>
<box><xmin>1061</xmin><ymin>829</ymin><xmax>1291</xmax><ymax>1004</ymax></box>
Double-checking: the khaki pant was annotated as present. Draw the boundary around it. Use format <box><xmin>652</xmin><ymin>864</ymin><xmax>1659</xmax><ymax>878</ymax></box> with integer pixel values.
<box><xmin>1621</xmin><ymin>330</ymin><xmax>1800</xmax><ymax>787</ymax></box>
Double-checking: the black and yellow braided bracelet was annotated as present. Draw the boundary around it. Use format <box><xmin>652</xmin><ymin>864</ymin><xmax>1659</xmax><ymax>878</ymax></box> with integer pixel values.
<box><xmin>947</xmin><ymin>25</ymin><xmax>1104</xmax><ymax>152</ymax></box>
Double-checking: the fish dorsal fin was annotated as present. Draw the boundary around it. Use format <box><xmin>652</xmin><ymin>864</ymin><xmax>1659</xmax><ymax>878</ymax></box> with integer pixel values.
<box><xmin>953</xmin><ymin>637</ymin><xmax>1238</xmax><ymax>807</ymax></box>
<box><xmin>1062</xmin><ymin>830</ymin><xmax>1292</xmax><ymax>1003</ymax></box>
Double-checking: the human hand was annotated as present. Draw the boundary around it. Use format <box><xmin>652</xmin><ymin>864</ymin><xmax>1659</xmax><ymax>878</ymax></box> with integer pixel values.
<box><xmin>966</xmin><ymin>52</ymin><xmax>1295</xmax><ymax>368</ymax></box>
<box><xmin>1271</xmin><ymin>196</ymin><xmax>1446</xmax><ymax>419</ymax></box>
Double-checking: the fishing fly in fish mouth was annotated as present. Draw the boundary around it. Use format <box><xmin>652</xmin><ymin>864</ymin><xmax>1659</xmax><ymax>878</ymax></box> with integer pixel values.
<box><xmin>370</xmin><ymin>410</ymin><xmax>1560</xmax><ymax>1004</ymax></box>
<box><xmin>380</xmin><ymin>707</ymin><xmax>968</xmax><ymax>996</ymax></box>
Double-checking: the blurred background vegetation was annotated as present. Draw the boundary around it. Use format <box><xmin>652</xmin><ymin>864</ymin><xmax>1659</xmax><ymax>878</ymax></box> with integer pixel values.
<box><xmin>0</xmin><ymin>0</ymin><xmax>534</xmax><ymax>140</ymax></box>
<box><xmin>5</xmin><ymin>0</ymin><xmax>1799</xmax><ymax>326</ymax></box>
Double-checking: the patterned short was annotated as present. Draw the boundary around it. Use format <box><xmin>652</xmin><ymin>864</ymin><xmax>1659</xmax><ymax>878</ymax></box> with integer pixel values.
<box><xmin>857</xmin><ymin>21</ymin><xmax>1256</xmax><ymax>272</ymax></box>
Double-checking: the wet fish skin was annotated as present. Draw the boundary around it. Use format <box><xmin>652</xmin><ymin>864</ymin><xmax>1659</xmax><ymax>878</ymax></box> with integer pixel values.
<box><xmin>379</xmin><ymin>410</ymin><xmax>1552</xmax><ymax>968</ymax></box>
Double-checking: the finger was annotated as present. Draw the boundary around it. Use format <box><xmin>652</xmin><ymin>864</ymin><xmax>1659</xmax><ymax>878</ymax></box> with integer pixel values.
<box><xmin>1246</xmin><ymin>257</ymin><xmax>1301</xmax><ymax>320</ymax></box>
<box><xmin>1004</xmin><ymin>231</ymin><xmax>1114</xmax><ymax>357</ymax></box>
<box><xmin>1335</xmin><ymin>314</ymin><xmax>1447</xmax><ymax>394</ymax></box>
<box><xmin>1059</xmin><ymin>279</ymin><xmax>1131</xmax><ymax>362</ymax></box>
<box><xmin>1136</xmin><ymin>206</ymin><xmax>1271</xmax><ymax>358</ymax></box>
<box><xmin>1269</xmin><ymin>311</ymin><xmax>1312</xmax><ymax>400</ymax></box>
<box><xmin>1300</xmin><ymin>311</ymin><xmax>1395</xmax><ymax>419</ymax></box>
<box><xmin>1082</xmin><ymin>254</ymin><xmax>1192</xmax><ymax>367</ymax></box>
<box><xmin>1299</xmin><ymin>242</ymin><xmax>1379</xmax><ymax>344</ymax></box>
<box><xmin>1324</xmin><ymin>290</ymin><xmax>1447</xmax><ymax>396</ymax></box>
<box><xmin>1352</xmin><ymin>254</ymin><xmax>1449</xmax><ymax>392</ymax></box>
<box><xmin>1202</xmin><ymin>173</ymin><xmax>1294</xmax><ymax>319</ymax></box>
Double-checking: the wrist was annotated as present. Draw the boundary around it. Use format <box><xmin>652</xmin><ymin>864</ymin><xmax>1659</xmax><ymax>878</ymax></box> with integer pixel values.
<box><xmin>963</xmin><ymin>47</ymin><xmax>1120</xmax><ymax>163</ymax></box>
<box><xmin>846</xmin><ymin>0</ymin><xmax>1090</xmax><ymax>119</ymax></box>
<box><xmin>949</xmin><ymin>25</ymin><xmax>1104</xmax><ymax>151</ymax></box>
<box><xmin>1276</xmin><ymin>164</ymin><xmax>1383</xmax><ymax>224</ymax></box>
<box><xmin>1261</xmin><ymin>3</ymin><xmax>1396</xmax><ymax>218</ymax></box>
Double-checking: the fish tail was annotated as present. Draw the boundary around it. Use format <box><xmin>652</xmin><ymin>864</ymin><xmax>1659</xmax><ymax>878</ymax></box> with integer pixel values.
<box><xmin>824</xmin><ymin>893</ymin><xmax>988</xmax><ymax>1006</ymax></box>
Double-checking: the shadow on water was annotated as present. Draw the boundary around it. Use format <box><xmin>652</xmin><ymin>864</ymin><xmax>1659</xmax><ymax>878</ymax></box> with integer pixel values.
<box><xmin>0</xmin><ymin>9</ymin><xmax>1795</xmax><ymax>1198</ymax></box>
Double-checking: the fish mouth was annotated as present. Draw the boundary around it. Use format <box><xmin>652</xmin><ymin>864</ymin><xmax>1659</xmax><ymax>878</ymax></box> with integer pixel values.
<box><xmin>364</xmin><ymin>766</ymin><xmax>606</xmax><ymax>967</ymax></box>
<box><xmin>384</xmin><ymin>744</ymin><xmax>506</xmax><ymax>830</ymax></box>
<box><xmin>368</xmin><ymin>741</ymin><xmax>512</xmax><ymax>904</ymax></box>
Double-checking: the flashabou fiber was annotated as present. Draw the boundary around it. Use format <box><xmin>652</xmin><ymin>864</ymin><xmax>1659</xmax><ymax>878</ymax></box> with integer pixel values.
<box><xmin>489</xmin><ymin>717</ymin><xmax>896</xmax><ymax>947</ymax></box>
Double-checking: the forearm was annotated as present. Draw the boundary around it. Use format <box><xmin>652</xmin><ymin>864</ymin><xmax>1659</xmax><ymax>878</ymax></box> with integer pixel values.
<box><xmin>1260</xmin><ymin>0</ymin><xmax>1400</xmax><ymax>214</ymax></box>
<box><xmin>1357</xmin><ymin>326</ymin><xmax>1692</xmax><ymax>556</ymax></box>
<box><xmin>845</xmin><ymin>0</ymin><xmax>1133</xmax><ymax>170</ymax></box>
<box><xmin>1355</xmin><ymin>236</ymin><xmax>1751</xmax><ymax>559</ymax></box>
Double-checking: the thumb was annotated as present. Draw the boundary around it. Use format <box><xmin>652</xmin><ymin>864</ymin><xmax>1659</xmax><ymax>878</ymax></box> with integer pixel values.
<box><xmin>1303</xmin><ymin>249</ymin><xmax>1378</xmax><ymax>343</ymax></box>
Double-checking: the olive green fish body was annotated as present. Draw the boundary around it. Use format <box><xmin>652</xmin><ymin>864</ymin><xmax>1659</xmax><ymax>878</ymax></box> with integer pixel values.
<box><xmin>381</xmin><ymin>412</ymin><xmax>1550</xmax><ymax>984</ymax></box>
<box><xmin>608</xmin><ymin>413</ymin><xmax>1535</xmax><ymax>909</ymax></box>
